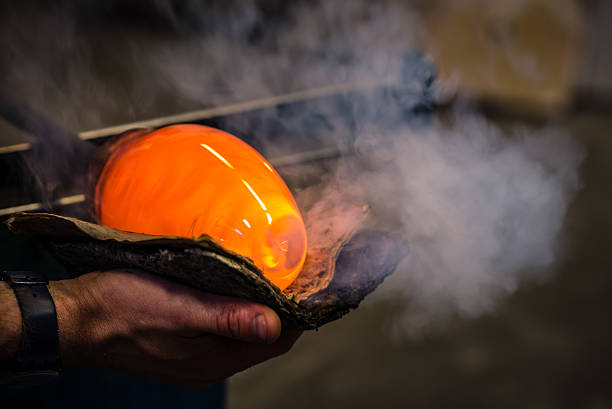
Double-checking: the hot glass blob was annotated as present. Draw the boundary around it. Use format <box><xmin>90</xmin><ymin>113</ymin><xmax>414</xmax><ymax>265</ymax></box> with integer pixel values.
<box><xmin>94</xmin><ymin>124</ymin><xmax>307</xmax><ymax>290</ymax></box>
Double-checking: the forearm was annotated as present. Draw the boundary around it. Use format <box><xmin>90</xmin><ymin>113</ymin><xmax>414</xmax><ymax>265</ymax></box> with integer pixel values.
<box><xmin>0</xmin><ymin>282</ymin><xmax>21</xmax><ymax>362</ymax></box>
<box><xmin>48</xmin><ymin>277</ymin><xmax>96</xmax><ymax>365</ymax></box>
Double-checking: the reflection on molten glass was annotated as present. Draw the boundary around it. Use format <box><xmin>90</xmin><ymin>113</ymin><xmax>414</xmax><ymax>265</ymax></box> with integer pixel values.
<box><xmin>95</xmin><ymin>124</ymin><xmax>307</xmax><ymax>290</ymax></box>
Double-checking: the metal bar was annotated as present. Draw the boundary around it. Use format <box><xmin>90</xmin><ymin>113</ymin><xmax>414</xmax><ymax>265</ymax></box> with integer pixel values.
<box><xmin>0</xmin><ymin>194</ymin><xmax>86</xmax><ymax>217</ymax></box>
<box><xmin>0</xmin><ymin>80</ymin><xmax>390</xmax><ymax>156</ymax></box>
<box><xmin>0</xmin><ymin>142</ymin><xmax>32</xmax><ymax>155</ymax></box>
<box><xmin>0</xmin><ymin>146</ymin><xmax>344</xmax><ymax>217</ymax></box>
<box><xmin>0</xmin><ymin>78</ymin><xmax>389</xmax><ymax>215</ymax></box>
<box><xmin>77</xmin><ymin>81</ymin><xmax>386</xmax><ymax>141</ymax></box>
<box><xmin>0</xmin><ymin>93</ymin><xmax>79</xmax><ymax>154</ymax></box>
<box><xmin>269</xmin><ymin>146</ymin><xmax>342</xmax><ymax>167</ymax></box>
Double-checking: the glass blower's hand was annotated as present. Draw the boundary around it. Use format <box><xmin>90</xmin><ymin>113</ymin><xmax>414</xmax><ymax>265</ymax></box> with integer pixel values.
<box><xmin>1</xmin><ymin>270</ymin><xmax>301</xmax><ymax>390</ymax></box>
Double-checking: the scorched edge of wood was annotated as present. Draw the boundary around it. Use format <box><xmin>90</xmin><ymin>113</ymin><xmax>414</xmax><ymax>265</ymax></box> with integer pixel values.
<box><xmin>5</xmin><ymin>204</ymin><xmax>408</xmax><ymax>330</ymax></box>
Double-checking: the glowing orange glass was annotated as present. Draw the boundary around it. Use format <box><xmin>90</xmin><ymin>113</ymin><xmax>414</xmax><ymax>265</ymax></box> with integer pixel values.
<box><xmin>94</xmin><ymin>124</ymin><xmax>307</xmax><ymax>290</ymax></box>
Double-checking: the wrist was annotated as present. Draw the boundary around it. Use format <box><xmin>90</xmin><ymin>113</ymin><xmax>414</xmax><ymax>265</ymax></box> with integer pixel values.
<box><xmin>0</xmin><ymin>282</ymin><xmax>21</xmax><ymax>363</ymax></box>
<box><xmin>48</xmin><ymin>275</ymin><xmax>101</xmax><ymax>366</ymax></box>
<box><xmin>1</xmin><ymin>271</ymin><xmax>61</xmax><ymax>385</ymax></box>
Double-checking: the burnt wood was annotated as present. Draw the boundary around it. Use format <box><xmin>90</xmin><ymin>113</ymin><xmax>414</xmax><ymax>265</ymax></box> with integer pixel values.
<box><xmin>5</xmin><ymin>206</ymin><xmax>407</xmax><ymax>330</ymax></box>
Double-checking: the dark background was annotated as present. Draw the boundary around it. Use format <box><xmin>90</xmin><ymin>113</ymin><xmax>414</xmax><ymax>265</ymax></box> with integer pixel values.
<box><xmin>0</xmin><ymin>1</ymin><xmax>611</xmax><ymax>408</ymax></box>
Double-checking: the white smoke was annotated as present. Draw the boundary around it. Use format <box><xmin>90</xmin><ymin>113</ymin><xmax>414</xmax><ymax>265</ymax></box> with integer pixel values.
<box><xmin>354</xmin><ymin>115</ymin><xmax>583</xmax><ymax>334</ymax></box>
<box><xmin>144</xmin><ymin>1</ymin><xmax>584</xmax><ymax>331</ymax></box>
<box><xmin>0</xmin><ymin>0</ymin><xmax>584</xmax><ymax>334</ymax></box>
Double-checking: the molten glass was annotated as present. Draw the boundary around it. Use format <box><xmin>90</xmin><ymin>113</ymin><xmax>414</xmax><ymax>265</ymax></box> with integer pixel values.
<box><xmin>94</xmin><ymin>124</ymin><xmax>307</xmax><ymax>290</ymax></box>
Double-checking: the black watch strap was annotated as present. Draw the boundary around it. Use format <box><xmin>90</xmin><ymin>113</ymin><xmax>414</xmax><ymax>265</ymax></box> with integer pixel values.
<box><xmin>1</xmin><ymin>271</ymin><xmax>61</xmax><ymax>383</ymax></box>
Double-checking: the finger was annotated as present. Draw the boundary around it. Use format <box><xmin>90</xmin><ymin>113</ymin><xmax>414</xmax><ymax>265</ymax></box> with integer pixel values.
<box><xmin>177</xmin><ymin>291</ymin><xmax>282</xmax><ymax>344</ymax></box>
<box><xmin>97</xmin><ymin>270</ymin><xmax>283</xmax><ymax>344</ymax></box>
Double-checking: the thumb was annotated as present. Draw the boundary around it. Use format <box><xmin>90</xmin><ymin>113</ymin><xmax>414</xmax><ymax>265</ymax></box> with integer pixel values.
<box><xmin>182</xmin><ymin>292</ymin><xmax>282</xmax><ymax>344</ymax></box>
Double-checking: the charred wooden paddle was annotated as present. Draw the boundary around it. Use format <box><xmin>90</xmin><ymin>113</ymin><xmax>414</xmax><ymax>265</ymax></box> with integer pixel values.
<box><xmin>5</xmin><ymin>204</ymin><xmax>407</xmax><ymax>330</ymax></box>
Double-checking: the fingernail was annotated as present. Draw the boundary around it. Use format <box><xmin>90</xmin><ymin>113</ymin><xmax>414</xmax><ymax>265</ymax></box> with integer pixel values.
<box><xmin>253</xmin><ymin>314</ymin><xmax>268</xmax><ymax>342</ymax></box>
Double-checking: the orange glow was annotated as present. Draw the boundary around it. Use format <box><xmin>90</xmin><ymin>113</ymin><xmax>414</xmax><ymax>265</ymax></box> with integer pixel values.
<box><xmin>95</xmin><ymin>124</ymin><xmax>307</xmax><ymax>290</ymax></box>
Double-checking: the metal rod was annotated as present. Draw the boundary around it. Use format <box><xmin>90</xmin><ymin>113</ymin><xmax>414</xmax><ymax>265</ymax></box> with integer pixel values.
<box><xmin>77</xmin><ymin>81</ymin><xmax>387</xmax><ymax>140</ymax></box>
<box><xmin>0</xmin><ymin>94</ymin><xmax>79</xmax><ymax>152</ymax></box>
<box><xmin>0</xmin><ymin>80</ymin><xmax>390</xmax><ymax>155</ymax></box>
<box><xmin>0</xmin><ymin>78</ymin><xmax>389</xmax><ymax>215</ymax></box>
<box><xmin>0</xmin><ymin>146</ymin><xmax>344</xmax><ymax>217</ymax></box>
<box><xmin>0</xmin><ymin>142</ymin><xmax>32</xmax><ymax>155</ymax></box>
<box><xmin>0</xmin><ymin>194</ymin><xmax>86</xmax><ymax>217</ymax></box>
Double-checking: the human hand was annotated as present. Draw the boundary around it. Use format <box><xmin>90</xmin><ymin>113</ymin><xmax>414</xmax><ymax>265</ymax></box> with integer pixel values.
<box><xmin>48</xmin><ymin>270</ymin><xmax>300</xmax><ymax>389</ymax></box>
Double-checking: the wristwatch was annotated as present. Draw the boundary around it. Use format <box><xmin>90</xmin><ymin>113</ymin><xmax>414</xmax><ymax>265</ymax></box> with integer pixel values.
<box><xmin>1</xmin><ymin>271</ymin><xmax>61</xmax><ymax>386</ymax></box>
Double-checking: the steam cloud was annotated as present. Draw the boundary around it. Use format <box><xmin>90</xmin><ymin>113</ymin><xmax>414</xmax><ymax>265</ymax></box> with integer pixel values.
<box><xmin>1</xmin><ymin>1</ymin><xmax>584</xmax><ymax>333</ymax></box>
<box><xmin>355</xmin><ymin>118</ymin><xmax>583</xmax><ymax>335</ymax></box>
